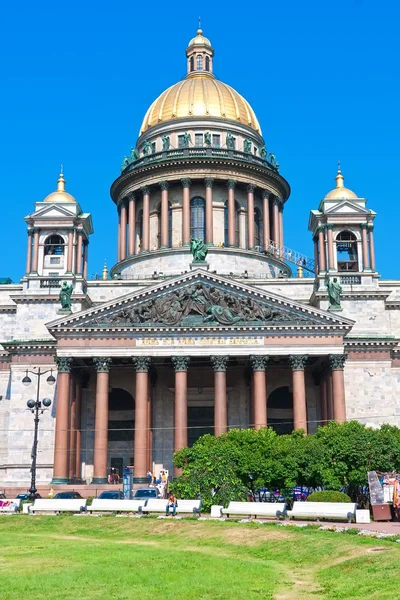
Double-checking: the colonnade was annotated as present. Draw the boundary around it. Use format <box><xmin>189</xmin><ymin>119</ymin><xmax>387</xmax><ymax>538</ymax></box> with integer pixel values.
<box><xmin>26</xmin><ymin>228</ymin><xmax>89</xmax><ymax>278</ymax></box>
<box><xmin>117</xmin><ymin>179</ymin><xmax>285</xmax><ymax>261</ymax></box>
<box><xmin>51</xmin><ymin>353</ymin><xmax>347</xmax><ymax>483</ymax></box>
<box><xmin>313</xmin><ymin>222</ymin><xmax>376</xmax><ymax>274</ymax></box>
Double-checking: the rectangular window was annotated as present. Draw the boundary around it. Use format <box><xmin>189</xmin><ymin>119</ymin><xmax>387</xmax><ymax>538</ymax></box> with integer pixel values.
<box><xmin>212</xmin><ymin>134</ymin><xmax>220</xmax><ymax>147</ymax></box>
<box><xmin>195</xmin><ymin>133</ymin><xmax>203</xmax><ymax>146</ymax></box>
<box><xmin>50</xmin><ymin>257</ymin><xmax>60</xmax><ymax>264</ymax></box>
<box><xmin>49</xmin><ymin>272</ymin><xmax>59</xmax><ymax>276</ymax></box>
<box><xmin>151</xmin><ymin>142</ymin><xmax>156</xmax><ymax>153</ymax></box>
<box><xmin>178</xmin><ymin>135</ymin><xmax>185</xmax><ymax>148</ymax></box>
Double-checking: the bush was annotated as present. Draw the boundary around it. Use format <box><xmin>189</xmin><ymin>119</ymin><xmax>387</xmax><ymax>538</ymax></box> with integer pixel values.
<box><xmin>307</xmin><ymin>491</ymin><xmax>351</xmax><ymax>503</ymax></box>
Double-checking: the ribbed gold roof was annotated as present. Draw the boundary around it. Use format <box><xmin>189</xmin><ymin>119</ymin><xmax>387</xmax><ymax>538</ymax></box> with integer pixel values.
<box><xmin>140</xmin><ymin>74</ymin><xmax>261</xmax><ymax>134</ymax></box>
<box><xmin>43</xmin><ymin>172</ymin><xmax>77</xmax><ymax>204</ymax></box>
<box><xmin>324</xmin><ymin>166</ymin><xmax>358</xmax><ymax>200</ymax></box>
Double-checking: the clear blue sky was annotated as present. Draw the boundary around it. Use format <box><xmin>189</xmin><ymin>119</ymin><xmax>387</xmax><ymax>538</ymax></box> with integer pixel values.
<box><xmin>1</xmin><ymin>0</ymin><xmax>399</xmax><ymax>281</ymax></box>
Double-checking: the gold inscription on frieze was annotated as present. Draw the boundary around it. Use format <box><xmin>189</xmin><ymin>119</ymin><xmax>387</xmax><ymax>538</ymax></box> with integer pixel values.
<box><xmin>136</xmin><ymin>337</ymin><xmax>263</xmax><ymax>346</ymax></box>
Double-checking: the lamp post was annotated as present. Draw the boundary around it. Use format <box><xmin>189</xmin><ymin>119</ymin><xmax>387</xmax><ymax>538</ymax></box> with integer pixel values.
<box><xmin>23</xmin><ymin>368</ymin><xmax>56</xmax><ymax>500</ymax></box>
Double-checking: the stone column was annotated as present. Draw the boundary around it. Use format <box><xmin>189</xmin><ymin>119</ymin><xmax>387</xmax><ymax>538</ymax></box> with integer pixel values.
<box><xmin>326</xmin><ymin>225</ymin><xmax>334</xmax><ymax>270</ymax></box>
<box><xmin>289</xmin><ymin>355</ymin><xmax>308</xmax><ymax>433</ymax></box>
<box><xmin>26</xmin><ymin>229</ymin><xmax>33</xmax><ymax>275</ymax></box>
<box><xmin>205</xmin><ymin>178</ymin><xmax>214</xmax><ymax>245</ymax></box>
<box><xmin>326</xmin><ymin>373</ymin><xmax>334</xmax><ymax>421</ymax></box>
<box><xmin>227</xmin><ymin>179</ymin><xmax>236</xmax><ymax>247</ymax></box>
<box><xmin>75</xmin><ymin>230</ymin><xmax>83</xmax><ymax>275</ymax></box>
<box><xmin>133</xmin><ymin>357</ymin><xmax>151</xmax><ymax>481</ymax></box>
<box><xmin>279</xmin><ymin>203</ymin><xmax>284</xmax><ymax>250</ymax></box>
<box><xmin>211</xmin><ymin>356</ymin><xmax>229</xmax><ymax>436</ymax></box>
<box><xmin>128</xmin><ymin>194</ymin><xmax>136</xmax><ymax>256</ymax></box>
<box><xmin>52</xmin><ymin>357</ymin><xmax>73</xmax><ymax>483</ymax></box>
<box><xmin>172</xmin><ymin>356</ymin><xmax>190</xmax><ymax>476</ymax></box>
<box><xmin>318</xmin><ymin>227</ymin><xmax>326</xmax><ymax>272</ymax></box>
<box><xmin>83</xmin><ymin>242</ymin><xmax>88</xmax><ymax>280</ymax></box>
<box><xmin>368</xmin><ymin>224</ymin><xmax>376</xmax><ymax>271</ymax></box>
<box><xmin>117</xmin><ymin>210</ymin><xmax>121</xmax><ymax>262</ymax></box>
<box><xmin>75</xmin><ymin>376</ymin><xmax>82</xmax><ymax>480</ymax></box>
<box><xmin>160</xmin><ymin>181</ymin><xmax>169</xmax><ymax>248</ymax></box>
<box><xmin>69</xmin><ymin>376</ymin><xmax>77</xmax><ymax>480</ymax></box>
<box><xmin>250</xmin><ymin>356</ymin><xmax>268</xmax><ymax>429</ymax></box>
<box><xmin>247</xmin><ymin>184</ymin><xmax>255</xmax><ymax>250</ymax></box>
<box><xmin>313</xmin><ymin>236</ymin><xmax>319</xmax><ymax>275</ymax></box>
<box><xmin>361</xmin><ymin>223</ymin><xmax>370</xmax><ymax>270</ymax></box>
<box><xmin>320</xmin><ymin>377</ymin><xmax>328</xmax><ymax>425</ymax></box>
<box><xmin>272</xmin><ymin>198</ymin><xmax>280</xmax><ymax>248</ymax></box>
<box><xmin>32</xmin><ymin>229</ymin><xmax>39</xmax><ymax>273</ymax></box>
<box><xmin>66</xmin><ymin>229</ymin><xmax>74</xmax><ymax>273</ymax></box>
<box><xmin>92</xmin><ymin>358</ymin><xmax>111</xmax><ymax>483</ymax></box>
<box><xmin>181</xmin><ymin>179</ymin><xmax>191</xmax><ymax>246</ymax></box>
<box><xmin>141</xmin><ymin>187</ymin><xmax>150</xmax><ymax>252</ymax></box>
<box><xmin>262</xmin><ymin>190</ymin><xmax>270</xmax><ymax>251</ymax></box>
<box><xmin>329</xmin><ymin>354</ymin><xmax>347</xmax><ymax>424</ymax></box>
<box><xmin>120</xmin><ymin>202</ymin><xmax>127</xmax><ymax>261</ymax></box>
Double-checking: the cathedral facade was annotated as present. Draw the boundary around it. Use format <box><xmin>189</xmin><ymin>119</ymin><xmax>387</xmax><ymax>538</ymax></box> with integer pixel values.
<box><xmin>1</xmin><ymin>30</ymin><xmax>399</xmax><ymax>488</ymax></box>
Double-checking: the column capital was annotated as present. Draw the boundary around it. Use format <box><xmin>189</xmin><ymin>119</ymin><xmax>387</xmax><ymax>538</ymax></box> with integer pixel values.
<box><xmin>93</xmin><ymin>357</ymin><xmax>112</xmax><ymax>373</ymax></box>
<box><xmin>127</xmin><ymin>192</ymin><xmax>136</xmax><ymax>202</ymax></box>
<box><xmin>367</xmin><ymin>222</ymin><xmax>374</xmax><ymax>231</ymax></box>
<box><xmin>325</xmin><ymin>223</ymin><xmax>334</xmax><ymax>231</ymax></box>
<box><xmin>316</xmin><ymin>225</ymin><xmax>325</xmax><ymax>234</ymax></box>
<box><xmin>204</xmin><ymin>177</ymin><xmax>214</xmax><ymax>188</ymax></box>
<box><xmin>227</xmin><ymin>179</ymin><xmax>236</xmax><ymax>189</ymax></box>
<box><xmin>312</xmin><ymin>235</ymin><xmax>319</xmax><ymax>243</ymax></box>
<box><xmin>211</xmin><ymin>356</ymin><xmax>229</xmax><ymax>372</ymax></box>
<box><xmin>272</xmin><ymin>196</ymin><xmax>282</xmax><ymax>208</ymax></box>
<box><xmin>328</xmin><ymin>354</ymin><xmax>347</xmax><ymax>371</ymax></box>
<box><xmin>133</xmin><ymin>356</ymin><xmax>151</xmax><ymax>372</ymax></box>
<box><xmin>159</xmin><ymin>181</ymin><xmax>169</xmax><ymax>191</ymax></box>
<box><xmin>56</xmin><ymin>357</ymin><xmax>73</xmax><ymax>373</ymax></box>
<box><xmin>261</xmin><ymin>189</ymin><xmax>270</xmax><ymax>200</ymax></box>
<box><xmin>279</xmin><ymin>202</ymin><xmax>284</xmax><ymax>213</ymax></box>
<box><xmin>140</xmin><ymin>186</ymin><xmax>151</xmax><ymax>195</ymax></box>
<box><xmin>66</xmin><ymin>228</ymin><xmax>75</xmax><ymax>234</ymax></box>
<box><xmin>289</xmin><ymin>355</ymin><xmax>309</xmax><ymax>371</ymax></box>
<box><xmin>27</xmin><ymin>227</ymin><xmax>34</xmax><ymax>235</ymax></box>
<box><xmin>250</xmin><ymin>355</ymin><xmax>269</xmax><ymax>371</ymax></box>
<box><xmin>246</xmin><ymin>184</ymin><xmax>256</xmax><ymax>194</ymax></box>
<box><xmin>360</xmin><ymin>222</ymin><xmax>369</xmax><ymax>230</ymax></box>
<box><xmin>181</xmin><ymin>178</ymin><xmax>191</xmax><ymax>188</ymax></box>
<box><xmin>171</xmin><ymin>356</ymin><xmax>190</xmax><ymax>372</ymax></box>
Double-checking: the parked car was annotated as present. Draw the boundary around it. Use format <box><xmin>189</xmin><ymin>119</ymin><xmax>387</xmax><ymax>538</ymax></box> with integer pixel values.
<box><xmin>16</xmin><ymin>493</ymin><xmax>42</xmax><ymax>501</ymax></box>
<box><xmin>133</xmin><ymin>488</ymin><xmax>158</xmax><ymax>501</ymax></box>
<box><xmin>0</xmin><ymin>493</ymin><xmax>6</xmax><ymax>500</ymax></box>
<box><xmin>98</xmin><ymin>490</ymin><xmax>123</xmax><ymax>500</ymax></box>
<box><xmin>53</xmin><ymin>492</ymin><xmax>83</xmax><ymax>499</ymax></box>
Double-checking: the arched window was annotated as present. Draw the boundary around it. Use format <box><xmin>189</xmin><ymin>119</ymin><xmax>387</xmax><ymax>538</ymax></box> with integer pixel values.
<box><xmin>157</xmin><ymin>201</ymin><xmax>173</xmax><ymax>248</ymax></box>
<box><xmin>190</xmin><ymin>56</ymin><xmax>194</xmax><ymax>72</ymax></box>
<box><xmin>254</xmin><ymin>207</ymin><xmax>262</xmax><ymax>249</ymax></box>
<box><xmin>267</xmin><ymin>386</ymin><xmax>293</xmax><ymax>435</ymax></box>
<box><xmin>108</xmin><ymin>388</ymin><xmax>135</xmax><ymax>443</ymax></box>
<box><xmin>190</xmin><ymin>197</ymin><xmax>205</xmax><ymax>241</ymax></box>
<box><xmin>224</xmin><ymin>201</ymin><xmax>240</xmax><ymax>246</ymax></box>
<box><xmin>196</xmin><ymin>54</ymin><xmax>203</xmax><ymax>70</ymax></box>
<box><xmin>205</xmin><ymin>56</ymin><xmax>210</xmax><ymax>71</ymax></box>
<box><xmin>44</xmin><ymin>234</ymin><xmax>64</xmax><ymax>255</ymax></box>
<box><xmin>136</xmin><ymin>210</ymin><xmax>143</xmax><ymax>253</ymax></box>
<box><xmin>336</xmin><ymin>230</ymin><xmax>358</xmax><ymax>272</ymax></box>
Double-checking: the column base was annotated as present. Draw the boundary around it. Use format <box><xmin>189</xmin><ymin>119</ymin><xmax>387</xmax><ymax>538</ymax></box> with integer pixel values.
<box><xmin>50</xmin><ymin>477</ymin><xmax>70</xmax><ymax>485</ymax></box>
<box><xmin>133</xmin><ymin>476</ymin><xmax>149</xmax><ymax>484</ymax></box>
<box><xmin>92</xmin><ymin>477</ymin><xmax>108</xmax><ymax>484</ymax></box>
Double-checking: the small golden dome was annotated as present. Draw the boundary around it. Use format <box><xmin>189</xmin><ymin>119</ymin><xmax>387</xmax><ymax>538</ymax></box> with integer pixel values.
<box><xmin>140</xmin><ymin>75</ymin><xmax>261</xmax><ymax>134</ymax></box>
<box><xmin>43</xmin><ymin>171</ymin><xmax>77</xmax><ymax>204</ymax></box>
<box><xmin>324</xmin><ymin>165</ymin><xmax>358</xmax><ymax>200</ymax></box>
<box><xmin>188</xmin><ymin>28</ymin><xmax>211</xmax><ymax>47</ymax></box>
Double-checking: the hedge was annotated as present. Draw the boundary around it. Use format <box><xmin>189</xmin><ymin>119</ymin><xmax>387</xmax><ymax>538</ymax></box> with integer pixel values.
<box><xmin>306</xmin><ymin>491</ymin><xmax>351</xmax><ymax>503</ymax></box>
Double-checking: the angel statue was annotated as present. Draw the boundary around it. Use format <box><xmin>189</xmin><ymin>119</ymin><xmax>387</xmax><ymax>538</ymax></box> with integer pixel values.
<box><xmin>190</xmin><ymin>238</ymin><xmax>208</xmax><ymax>263</ymax></box>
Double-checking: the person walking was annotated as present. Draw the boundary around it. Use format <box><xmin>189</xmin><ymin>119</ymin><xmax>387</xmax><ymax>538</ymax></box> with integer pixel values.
<box><xmin>166</xmin><ymin>492</ymin><xmax>178</xmax><ymax>517</ymax></box>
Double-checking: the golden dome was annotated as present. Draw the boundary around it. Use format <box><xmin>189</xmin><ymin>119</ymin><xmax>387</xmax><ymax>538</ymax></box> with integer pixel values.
<box><xmin>43</xmin><ymin>171</ymin><xmax>77</xmax><ymax>204</ymax></box>
<box><xmin>140</xmin><ymin>74</ymin><xmax>261</xmax><ymax>134</ymax></box>
<box><xmin>324</xmin><ymin>165</ymin><xmax>358</xmax><ymax>200</ymax></box>
<box><xmin>188</xmin><ymin>28</ymin><xmax>211</xmax><ymax>47</ymax></box>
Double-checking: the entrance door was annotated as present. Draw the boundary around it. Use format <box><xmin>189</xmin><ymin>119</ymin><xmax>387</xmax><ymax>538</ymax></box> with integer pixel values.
<box><xmin>110</xmin><ymin>457</ymin><xmax>123</xmax><ymax>478</ymax></box>
<box><xmin>188</xmin><ymin>406</ymin><xmax>214</xmax><ymax>447</ymax></box>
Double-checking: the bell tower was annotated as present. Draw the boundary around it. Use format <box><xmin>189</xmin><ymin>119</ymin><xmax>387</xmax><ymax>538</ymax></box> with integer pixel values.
<box><xmin>309</xmin><ymin>165</ymin><xmax>377</xmax><ymax>287</ymax></box>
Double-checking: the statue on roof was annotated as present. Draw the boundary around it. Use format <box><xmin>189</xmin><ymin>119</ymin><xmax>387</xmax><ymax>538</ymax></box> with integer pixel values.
<box><xmin>260</xmin><ymin>145</ymin><xmax>267</xmax><ymax>159</ymax></box>
<box><xmin>182</xmin><ymin>132</ymin><xmax>191</xmax><ymax>147</ymax></box>
<box><xmin>326</xmin><ymin>276</ymin><xmax>343</xmax><ymax>310</ymax></box>
<box><xmin>204</xmin><ymin>132</ymin><xmax>212</xmax><ymax>146</ymax></box>
<box><xmin>121</xmin><ymin>156</ymin><xmax>130</xmax><ymax>172</ymax></box>
<box><xmin>162</xmin><ymin>135</ymin><xmax>170</xmax><ymax>151</ymax></box>
<box><xmin>142</xmin><ymin>140</ymin><xmax>153</xmax><ymax>155</ymax></box>
<box><xmin>226</xmin><ymin>132</ymin><xmax>235</xmax><ymax>150</ymax></box>
<box><xmin>243</xmin><ymin>139</ymin><xmax>252</xmax><ymax>154</ymax></box>
<box><xmin>190</xmin><ymin>238</ymin><xmax>208</xmax><ymax>263</ymax></box>
<box><xmin>59</xmin><ymin>281</ymin><xmax>73</xmax><ymax>311</ymax></box>
<box><xmin>130</xmin><ymin>147</ymin><xmax>140</xmax><ymax>161</ymax></box>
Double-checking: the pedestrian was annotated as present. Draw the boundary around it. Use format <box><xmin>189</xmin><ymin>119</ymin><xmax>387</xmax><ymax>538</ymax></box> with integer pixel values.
<box><xmin>166</xmin><ymin>491</ymin><xmax>178</xmax><ymax>516</ymax></box>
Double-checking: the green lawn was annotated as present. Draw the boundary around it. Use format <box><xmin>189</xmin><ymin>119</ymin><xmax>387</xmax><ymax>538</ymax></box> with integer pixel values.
<box><xmin>0</xmin><ymin>517</ymin><xmax>399</xmax><ymax>599</ymax></box>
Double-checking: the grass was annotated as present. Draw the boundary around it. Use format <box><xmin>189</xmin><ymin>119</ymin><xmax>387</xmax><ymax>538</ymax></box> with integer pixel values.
<box><xmin>0</xmin><ymin>517</ymin><xmax>399</xmax><ymax>599</ymax></box>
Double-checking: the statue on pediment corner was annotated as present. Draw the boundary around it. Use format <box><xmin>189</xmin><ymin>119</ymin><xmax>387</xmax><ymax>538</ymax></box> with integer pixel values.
<box><xmin>326</xmin><ymin>276</ymin><xmax>343</xmax><ymax>310</ymax></box>
<box><xmin>190</xmin><ymin>238</ymin><xmax>208</xmax><ymax>263</ymax></box>
<box><xmin>59</xmin><ymin>281</ymin><xmax>73</xmax><ymax>311</ymax></box>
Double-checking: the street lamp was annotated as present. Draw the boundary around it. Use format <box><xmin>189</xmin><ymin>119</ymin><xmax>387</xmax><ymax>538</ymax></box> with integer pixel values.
<box><xmin>24</xmin><ymin>368</ymin><xmax>56</xmax><ymax>500</ymax></box>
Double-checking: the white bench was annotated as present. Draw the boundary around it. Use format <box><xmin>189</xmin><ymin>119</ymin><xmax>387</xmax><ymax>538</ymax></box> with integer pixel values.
<box><xmin>287</xmin><ymin>501</ymin><xmax>357</xmax><ymax>523</ymax></box>
<box><xmin>89</xmin><ymin>499</ymin><xmax>144</xmax><ymax>514</ymax></box>
<box><xmin>0</xmin><ymin>499</ymin><xmax>21</xmax><ymax>513</ymax></box>
<box><xmin>221</xmin><ymin>501</ymin><xmax>287</xmax><ymax>519</ymax></box>
<box><xmin>28</xmin><ymin>499</ymin><xmax>87</xmax><ymax>514</ymax></box>
<box><xmin>144</xmin><ymin>498</ymin><xmax>202</xmax><ymax>515</ymax></box>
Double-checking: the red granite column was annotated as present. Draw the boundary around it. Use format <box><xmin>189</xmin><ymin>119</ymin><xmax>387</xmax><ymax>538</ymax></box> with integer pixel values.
<box><xmin>141</xmin><ymin>187</ymin><xmax>150</xmax><ymax>252</ymax></box>
<box><xmin>26</xmin><ymin>229</ymin><xmax>32</xmax><ymax>274</ymax></box>
<box><xmin>211</xmin><ymin>356</ymin><xmax>229</xmax><ymax>436</ymax></box>
<box><xmin>75</xmin><ymin>377</ymin><xmax>82</xmax><ymax>480</ymax></box>
<box><xmin>262</xmin><ymin>190</ymin><xmax>270</xmax><ymax>251</ymax></box>
<box><xmin>250</xmin><ymin>356</ymin><xmax>268</xmax><ymax>429</ymax></box>
<box><xmin>227</xmin><ymin>179</ymin><xmax>236</xmax><ymax>246</ymax></box>
<box><xmin>181</xmin><ymin>179</ymin><xmax>191</xmax><ymax>246</ymax></box>
<box><xmin>128</xmin><ymin>194</ymin><xmax>136</xmax><ymax>256</ymax></box>
<box><xmin>160</xmin><ymin>181</ymin><xmax>169</xmax><ymax>248</ymax></box>
<box><xmin>66</xmin><ymin>229</ymin><xmax>74</xmax><ymax>273</ymax></box>
<box><xmin>326</xmin><ymin>225</ymin><xmax>334</xmax><ymax>270</ymax></box>
<box><xmin>279</xmin><ymin>203</ymin><xmax>284</xmax><ymax>250</ymax></box>
<box><xmin>75</xmin><ymin>231</ymin><xmax>83</xmax><ymax>275</ymax></box>
<box><xmin>361</xmin><ymin>223</ymin><xmax>370</xmax><ymax>270</ymax></box>
<box><xmin>92</xmin><ymin>358</ymin><xmax>111</xmax><ymax>483</ymax></box>
<box><xmin>369</xmin><ymin>224</ymin><xmax>376</xmax><ymax>271</ymax></box>
<box><xmin>117</xmin><ymin>210</ymin><xmax>121</xmax><ymax>262</ymax></box>
<box><xmin>327</xmin><ymin>373</ymin><xmax>334</xmax><ymax>421</ymax></box>
<box><xmin>133</xmin><ymin>357</ymin><xmax>151</xmax><ymax>480</ymax></box>
<box><xmin>32</xmin><ymin>229</ymin><xmax>39</xmax><ymax>273</ymax></box>
<box><xmin>313</xmin><ymin>236</ymin><xmax>319</xmax><ymax>275</ymax></box>
<box><xmin>329</xmin><ymin>355</ymin><xmax>347</xmax><ymax>424</ymax></box>
<box><xmin>120</xmin><ymin>202</ymin><xmax>127</xmax><ymax>260</ymax></box>
<box><xmin>289</xmin><ymin>355</ymin><xmax>308</xmax><ymax>433</ymax></box>
<box><xmin>318</xmin><ymin>227</ymin><xmax>326</xmax><ymax>272</ymax></box>
<box><xmin>320</xmin><ymin>377</ymin><xmax>328</xmax><ymax>425</ymax></box>
<box><xmin>69</xmin><ymin>376</ymin><xmax>77</xmax><ymax>480</ymax></box>
<box><xmin>272</xmin><ymin>198</ymin><xmax>280</xmax><ymax>248</ymax></box>
<box><xmin>52</xmin><ymin>358</ymin><xmax>72</xmax><ymax>483</ymax></box>
<box><xmin>172</xmin><ymin>356</ymin><xmax>190</xmax><ymax>476</ymax></box>
<box><xmin>205</xmin><ymin>178</ymin><xmax>214</xmax><ymax>245</ymax></box>
<box><xmin>247</xmin><ymin>184</ymin><xmax>255</xmax><ymax>250</ymax></box>
<box><xmin>83</xmin><ymin>242</ymin><xmax>88</xmax><ymax>280</ymax></box>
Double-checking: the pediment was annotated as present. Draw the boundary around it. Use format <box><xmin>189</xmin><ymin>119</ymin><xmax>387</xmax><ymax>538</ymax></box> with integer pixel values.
<box><xmin>26</xmin><ymin>204</ymin><xmax>76</xmax><ymax>220</ymax></box>
<box><xmin>325</xmin><ymin>201</ymin><xmax>369</xmax><ymax>215</ymax></box>
<box><xmin>47</xmin><ymin>269</ymin><xmax>354</xmax><ymax>334</ymax></box>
